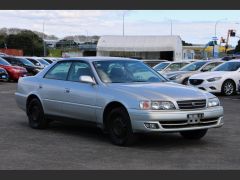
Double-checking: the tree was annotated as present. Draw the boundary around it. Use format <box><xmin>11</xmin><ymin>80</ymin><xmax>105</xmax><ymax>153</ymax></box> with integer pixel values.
<box><xmin>234</xmin><ymin>40</ymin><xmax>240</xmax><ymax>53</ymax></box>
<box><xmin>5</xmin><ymin>30</ymin><xmax>45</xmax><ymax>56</ymax></box>
<box><xmin>182</xmin><ymin>40</ymin><xmax>192</xmax><ymax>46</ymax></box>
<box><xmin>0</xmin><ymin>34</ymin><xmax>7</xmax><ymax>48</ymax></box>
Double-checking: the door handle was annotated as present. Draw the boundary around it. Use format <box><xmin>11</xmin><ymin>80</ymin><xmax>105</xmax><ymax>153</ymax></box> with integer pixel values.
<box><xmin>65</xmin><ymin>88</ymin><xmax>70</xmax><ymax>93</ymax></box>
<box><xmin>39</xmin><ymin>85</ymin><xmax>42</xmax><ymax>89</ymax></box>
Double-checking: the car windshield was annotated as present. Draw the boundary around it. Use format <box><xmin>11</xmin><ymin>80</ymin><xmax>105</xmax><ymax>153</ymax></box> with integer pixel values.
<box><xmin>180</xmin><ymin>61</ymin><xmax>208</xmax><ymax>71</ymax></box>
<box><xmin>93</xmin><ymin>60</ymin><xmax>167</xmax><ymax>83</ymax></box>
<box><xmin>18</xmin><ymin>58</ymin><xmax>35</xmax><ymax>66</ymax></box>
<box><xmin>0</xmin><ymin>58</ymin><xmax>11</xmax><ymax>65</ymax></box>
<box><xmin>37</xmin><ymin>58</ymin><xmax>49</xmax><ymax>65</ymax></box>
<box><xmin>214</xmin><ymin>61</ymin><xmax>240</xmax><ymax>71</ymax></box>
<box><xmin>153</xmin><ymin>62</ymin><xmax>170</xmax><ymax>71</ymax></box>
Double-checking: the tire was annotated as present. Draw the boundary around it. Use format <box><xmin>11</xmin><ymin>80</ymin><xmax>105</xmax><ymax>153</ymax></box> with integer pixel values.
<box><xmin>107</xmin><ymin>107</ymin><xmax>137</xmax><ymax>146</ymax></box>
<box><xmin>182</xmin><ymin>78</ymin><xmax>189</xmax><ymax>85</ymax></box>
<box><xmin>221</xmin><ymin>80</ymin><xmax>236</xmax><ymax>96</ymax></box>
<box><xmin>27</xmin><ymin>98</ymin><xmax>48</xmax><ymax>129</ymax></box>
<box><xmin>180</xmin><ymin>129</ymin><xmax>208</xmax><ymax>140</ymax></box>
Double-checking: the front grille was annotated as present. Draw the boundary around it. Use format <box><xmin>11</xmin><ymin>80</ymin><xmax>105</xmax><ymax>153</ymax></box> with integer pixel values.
<box><xmin>159</xmin><ymin>118</ymin><xmax>218</xmax><ymax>129</ymax></box>
<box><xmin>189</xmin><ymin>79</ymin><xmax>204</xmax><ymax>85</ymax></box>
<box><xmin>177</xmin><ymin>99</ymin><xmax>206</xmax><ymax>110</ymax></box>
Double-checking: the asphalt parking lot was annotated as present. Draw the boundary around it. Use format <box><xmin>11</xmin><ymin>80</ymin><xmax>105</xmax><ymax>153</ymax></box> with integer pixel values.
<box><xmin>0</xmin><ymin>82</ymin><xmax>240</xmax><ymax>170</ymax></box>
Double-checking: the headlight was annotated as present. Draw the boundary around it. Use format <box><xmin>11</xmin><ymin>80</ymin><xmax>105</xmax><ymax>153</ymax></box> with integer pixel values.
<box><xmin>140</xmin><ymin>101</ymin><xmax>176</xmax><ymax>110</ymax></box>
<box><xmin>207</xmin><ymin>77</ymin><xmax>222</xmax><ymax>82</ymax></box>
<box><xmin>208</xmin><ymin>98</ymin><xmax>220</xmax><ymax>107</ymax></box>
<box><xmin>169</xmin><ymin>74</ymin><xmax>182</xmax><ymax>80</ymax></box>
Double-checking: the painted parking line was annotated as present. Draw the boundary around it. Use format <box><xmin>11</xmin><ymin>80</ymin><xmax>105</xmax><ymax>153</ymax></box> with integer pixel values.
<box><xmin>0</xmin><ymin>90</ymin><xmax>15</xmax><ymax>94</ymax></box>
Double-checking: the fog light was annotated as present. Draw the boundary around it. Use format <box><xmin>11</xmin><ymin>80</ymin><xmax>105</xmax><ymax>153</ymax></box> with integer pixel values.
<box><xmin>144</xmin><ymin>123</ymin><xmax>159</xmax><ymax>129</ymax></box>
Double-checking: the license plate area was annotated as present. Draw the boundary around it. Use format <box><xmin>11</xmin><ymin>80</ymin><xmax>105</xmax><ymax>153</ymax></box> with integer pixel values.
<box><xmin>187</xmin><ymin>113</ymin><xmax>204</xmax><ymax>124</ymax></box>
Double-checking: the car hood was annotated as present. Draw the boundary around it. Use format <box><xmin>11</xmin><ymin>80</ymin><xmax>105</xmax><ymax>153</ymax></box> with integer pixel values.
<box><xmin>190</xmin><ymin>71</ymin><xmax>231</xmax><ymax>80</ymax></box>
<box><xmin>107</xmin><ymin>82</ymin><xmax>211</xmax><ymax>101</ymax></box>
<box><xmin>165</xmin><ymin>71</ymin><xmax>195</xmax><ymax>77</ymax></box>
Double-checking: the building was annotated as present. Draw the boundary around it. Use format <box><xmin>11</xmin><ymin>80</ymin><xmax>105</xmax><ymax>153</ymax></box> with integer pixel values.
<box><xmin>97</xmin><ymin>35</ymin><xmax>183</xmax><ymax>61</ymax></box>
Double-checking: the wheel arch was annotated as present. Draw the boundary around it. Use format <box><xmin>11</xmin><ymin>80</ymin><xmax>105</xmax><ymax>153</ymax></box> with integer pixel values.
<box><xmin>221</xmin><ymin>78</ymin><xmax>237</xmax><ymax>94</ymax></box>
<box><xmin>222</xmin><ymin>78</ymin><xmax>236</xmax><ymax>88</ymax></box>
<box><xmin>102</xmin><ymin>101</ymin><xmax>129</xmax><ymax>130</ymax></box>
<box><xmin>26</xmin><ymin>94</ymin><xmax>42</xmax><ymax>110</ymax></box>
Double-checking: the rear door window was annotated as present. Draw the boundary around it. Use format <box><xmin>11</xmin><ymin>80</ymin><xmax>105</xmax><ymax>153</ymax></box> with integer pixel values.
<box><xmin>44</xmin><ymin>61</ymin><xmax>72</xmax><ymax>80</ymax></box>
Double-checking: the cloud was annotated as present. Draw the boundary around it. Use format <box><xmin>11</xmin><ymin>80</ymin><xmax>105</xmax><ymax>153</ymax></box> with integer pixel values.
<box><xmin>0</xmin><ymin>10</ymin><xmax>239</xmax><ymax>46</ymax></box>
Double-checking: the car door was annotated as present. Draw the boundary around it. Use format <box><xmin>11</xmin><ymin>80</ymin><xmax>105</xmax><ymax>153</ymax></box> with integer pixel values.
<box><xmin>39</xmin><ymin>61</ymin><xmax>72</xmax><ymax>117</ymax></box>
<box><xmin>62</xmin><ymin>61</ymin><xmax>97</xmax><ymax>122</ymax></box>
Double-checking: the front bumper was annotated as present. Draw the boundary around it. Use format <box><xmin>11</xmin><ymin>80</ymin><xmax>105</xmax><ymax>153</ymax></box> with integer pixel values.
<box><xmin>128</xmin><ymin>106</ymin><xmax>223</xmax><ymax>132</ymax></box>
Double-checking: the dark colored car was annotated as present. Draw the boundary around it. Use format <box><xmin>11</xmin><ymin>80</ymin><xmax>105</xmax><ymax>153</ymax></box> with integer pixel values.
<box><xmin>42</xmin><ymin>58</ymin><xmax>54</xmax><ymax>64</ymax></box>
<box><xmin>2</xmin><ymin>56</ymin><xmax>41</xmax><ymax>75</ymax></box>
<box><xmin>0</xmin><ymin>67</ymin><xmax>8</xmax><ymax>81</ymax></box>
<box><xmin>0</xmin><ymin>57</ymin><xmax>28</xmax><ymax>81</ymax></box>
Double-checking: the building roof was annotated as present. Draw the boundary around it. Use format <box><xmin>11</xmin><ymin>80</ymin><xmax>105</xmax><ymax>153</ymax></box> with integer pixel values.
<box><xmin>97</xmin><ymin>35</ymin><xmax>182</xmax><ymax>52</ymax></box>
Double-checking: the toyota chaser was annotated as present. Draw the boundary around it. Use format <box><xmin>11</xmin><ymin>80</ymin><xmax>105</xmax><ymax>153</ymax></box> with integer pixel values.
<box><xmin>15</xmin><ymin>57</ymin><xmax>224</xmax><ymax>146</ymax></box>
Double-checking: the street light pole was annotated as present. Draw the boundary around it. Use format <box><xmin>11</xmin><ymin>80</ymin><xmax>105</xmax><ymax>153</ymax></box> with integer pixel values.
<box><xmin>42</xmin><ymin>22</ymin><xmax>46</xmax><ymax>57</ymax></box>
<box><xmin>123</xmin><ymin>12</ymin><xmax>125</xmax><ymax>36</ymax></box>
<box><xmin>170</xmin><ymin>19</ymin><xmax>173</xmax><ymax>36</ymax></box>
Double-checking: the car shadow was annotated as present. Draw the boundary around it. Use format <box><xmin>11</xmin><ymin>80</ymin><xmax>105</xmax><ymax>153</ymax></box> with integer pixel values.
<box><xmin>18</xmin><ymin>120</ymin><xmax>210</xmax><ymax>149</ymax></box>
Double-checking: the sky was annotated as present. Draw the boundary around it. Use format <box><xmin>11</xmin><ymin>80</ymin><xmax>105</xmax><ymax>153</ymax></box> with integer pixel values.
<box><xmin>0</xmin><ymin>10</ymin><xmax>240</xmax><ymax>46</ymax></box>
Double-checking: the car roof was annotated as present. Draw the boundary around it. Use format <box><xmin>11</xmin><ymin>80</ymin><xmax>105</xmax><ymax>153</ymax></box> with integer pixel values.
<box><xmin>58</xmin><ymin>56</ymin><xmax>140</xmax><ymax>62</ymax></box>
<box><xmin>228</xmin><ymin>59</ymin><xmax>240</xmax><ymax>62</ymax></box>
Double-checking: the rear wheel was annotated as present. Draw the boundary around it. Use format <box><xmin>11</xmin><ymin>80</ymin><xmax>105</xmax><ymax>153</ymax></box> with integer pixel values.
<box><xmin>27</xmin><ymin>98</ymin><xmax>48</xmax><ymax>129</ymax></box>
<box><xmin>180</xmin><ymin>129</ymin><xmax>208</xmax><ymax>140</ymax></box>
<box><xmin>107</xmin><ymin>107</ymin><xmax>137</xmax><ymax>146</ymax></box>
<box><xmin>221</xmin><ymin>80</ymin><xmax>236</xmax><ymax>96</ymax></box>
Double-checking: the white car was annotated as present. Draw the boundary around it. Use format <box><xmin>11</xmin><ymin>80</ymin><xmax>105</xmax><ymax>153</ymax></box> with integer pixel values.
<box><xmin>153</xmin><ymin>61</ymin><xmax>190</xmax><ymax>74</ymax></box>
<box><xmin>188</xmin><ymin>60</ymin><xmax>240</xmax><ymax>96</ymax></box>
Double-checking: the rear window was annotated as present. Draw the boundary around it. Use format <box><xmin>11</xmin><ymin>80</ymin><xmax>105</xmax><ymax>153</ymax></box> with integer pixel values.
<box><xmin>153</xmin><ymin>62</ymin><xmax>170</xmax><ymax>71</ymax></box>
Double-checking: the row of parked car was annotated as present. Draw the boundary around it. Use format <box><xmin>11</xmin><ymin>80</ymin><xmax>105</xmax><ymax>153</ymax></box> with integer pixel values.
<box><xmin>153</xmin><ymin>59</ymin><xmax>240</xmax><ymax>96</ymax></box>
<box><xmin>1</xmin><ymin>53</ymin><xmax>239</xmax><ymax>96</ymax></box>
<box><xmin>0</xmin><ymin>54</ymin><xmax>60</xmax><ymax>82</ymax></box>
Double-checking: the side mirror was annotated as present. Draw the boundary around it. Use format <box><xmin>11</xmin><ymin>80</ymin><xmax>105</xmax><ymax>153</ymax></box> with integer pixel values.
<box><xmin>79</xmin><ymin>75</ymin><xmax>96</xmax><ymax>85</ymax></box>
<box><xmin>36</xmin><ymin>63</ymin><xmax>41</xmax><ymax>66</ymax></box>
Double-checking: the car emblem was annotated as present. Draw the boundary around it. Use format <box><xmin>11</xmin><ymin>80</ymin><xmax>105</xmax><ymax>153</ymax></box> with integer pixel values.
<box><xmin>192</xmin><ymin>102</ymin><xmax>197</xmax><ymax>106</ymax></box>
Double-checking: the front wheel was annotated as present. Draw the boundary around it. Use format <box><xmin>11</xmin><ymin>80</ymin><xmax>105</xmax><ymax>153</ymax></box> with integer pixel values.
<box><xmin>107</xmin><ymin>107</ymin><xmax>137</xmax><ymax>146</ymax></box>
<box><xmin>180</xmin><ymin>129</ymin><xmax>208</xmax><ymax>140</ymax></box>
<box><xmin>221</xmin><ymin>80</ymin><xmax>236</xmax><ymax>96</ymax></box>
<box><xmin>27</xmin><ymin>98</ymin><xmax>48</xmax><ymax>129</ymax></box>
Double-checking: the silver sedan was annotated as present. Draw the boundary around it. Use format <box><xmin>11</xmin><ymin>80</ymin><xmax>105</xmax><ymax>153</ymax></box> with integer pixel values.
<box><xmin>15</xmin><ymin>57</ymin><xmax>224</xmax><ymax>146</ymax></box>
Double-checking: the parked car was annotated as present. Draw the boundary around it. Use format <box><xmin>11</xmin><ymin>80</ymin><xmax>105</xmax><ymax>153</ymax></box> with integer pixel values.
<box><xmin>42</xmin><ymin>58</ymin><xmax>54</xmax><ymax>64</ymax></box>
<box><xmin>142</xmin><ymin>59</ymin><xmax>168</xmax><ymax>67</ymax></box>
<box><xmin>0</xmin><ymin>57</ymin><xmax>28</xmax><ymax>81</ymax></box>
<box><xmin>0</xmin><ymin>52</ymin><xmax>7</xmax><ymax>57</ymax></box>
<box><xmin>25</xmin><ymin>57</ymin><xmax>50</xmax><ymax>68</ymax></box>
<box><xmin>0</xmin><ymin>67</ymin><xmax>8</xmax><ymax>81</ymax></box>
<box><xmin>189</xmin><ymin>60</ymin><xmax>240</xmax><ymax>96</ymax></box>
<box><xmin>165</xmin><ymin>60</ymin><xmax>224</xmax><ymax>85</ymax></box>
<box><xmin>153</xmin><ymin>61</ymin><xmax>190</xmax><ymax>74</ymax></box>
<box><xmin>2</xmin><ymin>56</ymin><xmax>41</xmax><ymax>75</ymax></box>
<box><xmin>15</xmin><ymin>57</ymin><xmax>224</xmax><ymax>146</ymax></box>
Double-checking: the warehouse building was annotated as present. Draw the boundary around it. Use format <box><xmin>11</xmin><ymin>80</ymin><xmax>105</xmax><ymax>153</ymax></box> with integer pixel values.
<box><xmin>97</xmin><ymin>35</ymin><xmax>183</xmax><ymax>61</ymax></box>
